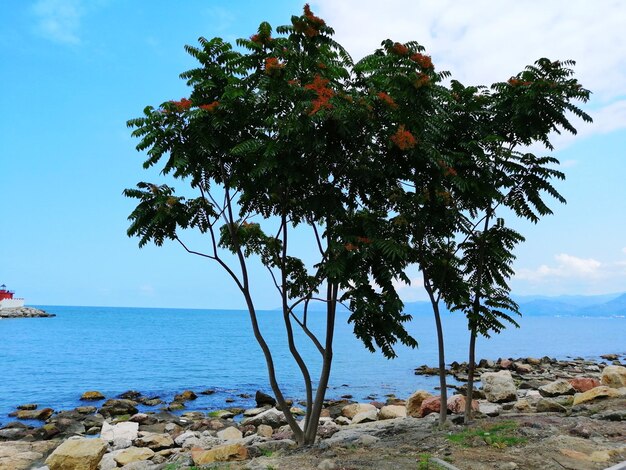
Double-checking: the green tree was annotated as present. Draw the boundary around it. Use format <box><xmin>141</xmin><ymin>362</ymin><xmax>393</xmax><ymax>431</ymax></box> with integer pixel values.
<box><xmin>125</xmin><ymin>6</ymin><xmax>416</xmax><ymax>445</ymax></box>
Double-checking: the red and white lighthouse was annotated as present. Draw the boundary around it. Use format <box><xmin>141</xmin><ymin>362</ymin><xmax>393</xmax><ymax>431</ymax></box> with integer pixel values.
<box><xmin>0</xmin><ymin>284</ymin><xmax>25</xmax><ymax>309</ymax></box>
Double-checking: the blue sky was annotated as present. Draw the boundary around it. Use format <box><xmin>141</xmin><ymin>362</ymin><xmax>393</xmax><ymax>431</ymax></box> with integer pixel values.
<box><xmin>1</xmin><ymin>0</ymin><xmax>625</xmax><ymax>308</ymax></box>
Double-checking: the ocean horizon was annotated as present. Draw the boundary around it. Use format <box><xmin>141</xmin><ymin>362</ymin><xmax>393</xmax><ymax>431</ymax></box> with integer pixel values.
<box><xmin>1</xmin><ymin>304</ymin><xmax>624</xmax><ymax>424</ymax></box>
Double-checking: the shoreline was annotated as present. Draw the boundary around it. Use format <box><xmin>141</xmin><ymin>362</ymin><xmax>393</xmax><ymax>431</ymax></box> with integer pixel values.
<box><xmin>1</xmin><ymin>354</ymin><xmax>625</xmax><ymax>469</ymax></box>
<box><xmin>0</xmin><ymin>307</ymin><xmax>54</xmax><ymax>319</ymax></box>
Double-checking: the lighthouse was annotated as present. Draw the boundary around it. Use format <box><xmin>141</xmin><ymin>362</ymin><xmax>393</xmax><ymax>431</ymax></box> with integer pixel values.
<box><xmin>0</xmin><ymin>284</ymin><xmax>25</xmax><ymax>309</ymax></box>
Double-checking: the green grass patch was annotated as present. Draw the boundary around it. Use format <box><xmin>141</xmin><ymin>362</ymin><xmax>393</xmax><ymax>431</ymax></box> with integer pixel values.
<box><xmin>446</xmin><ymin>420</ymin><xmax>527</xmax><ymax>448</ymax></box>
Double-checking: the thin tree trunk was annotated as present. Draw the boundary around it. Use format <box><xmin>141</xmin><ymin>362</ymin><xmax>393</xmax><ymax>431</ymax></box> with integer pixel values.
<box><xmin>464</xmin><ymin>325</ymin><xmax>477</xmax><ymax>422</ymax></box>
<box><xmin>424</xmin><ymin>278</ymin><xmax>447</xmax><ymax>425</ymax></box>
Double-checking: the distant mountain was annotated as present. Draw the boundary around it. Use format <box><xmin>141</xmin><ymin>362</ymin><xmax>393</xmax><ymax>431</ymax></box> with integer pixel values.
<box><xmin>579</xmin><ymin>293</ymin><xmax>626</xmax><ymax>316</ymax></box>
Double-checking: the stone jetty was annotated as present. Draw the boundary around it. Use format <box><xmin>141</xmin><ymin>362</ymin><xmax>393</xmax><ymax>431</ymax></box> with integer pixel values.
<box><xmin>0</xmin><ymin>307</ymin><xmax>54</xmax><ymax>319</ymax></box>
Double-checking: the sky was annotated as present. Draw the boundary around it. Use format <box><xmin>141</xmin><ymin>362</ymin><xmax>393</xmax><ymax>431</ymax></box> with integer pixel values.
<box><xmin>1</xmin><ymin>0</ymin><xmax>625</xmax><ymax>309</ymax></box>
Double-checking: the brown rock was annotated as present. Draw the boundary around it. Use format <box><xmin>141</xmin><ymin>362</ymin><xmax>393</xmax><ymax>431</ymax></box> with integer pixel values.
<box><xmin>16</xmin><ymin>408</ymin><xmax>54</xmax><ymax>420</ymax></box>
<box><xmin>601</xmin><ymin>365</ymin><xmax>626</xmax><ymax>388</ymax></box>
<box><xmin>378</xmin><ymin>405</ymin><xmax>407</xmax><ymax>420</ymax></box>
<box><xmin>405</xmin><ymin>390</ymin><xmax>432</xmax><ymax>418</ymax></box>
<box><xmin>341</xmin><ymin>403</ymin><xmax>377</xmax><ymax>419</ymax></box>
<box><xmin>446</xmin><ymin>394</ymin><xmax>479</xmax><ymax>414</ymax></box>
<box><xmin>80</xmin><ymin>391</ymin><xmax>105</xmax><ymax>401</ymax></box>
<box><xmin>45</xmin><ymin>438</ymin><xmax>107</xmax><ymax>470</ymax></box>
<box><xmin>191</xmin><ymin>444</ymin><xmax>248</xmax><ymax>464</ymax></box>
<box><xmin>114</xmin><ymin>446</ymin><xmax>155</xmax><ymax>466</ymax></box>
<box><xmin>572</xmin><ymin>386</ymin><xmax>621</xmax><ymax>406</ymax></box>
<box><xmin>174</xmin><ymin>390</ymin><xmax>198</xmax><ymax>401</ymax></box>
<box><xmin>568</xmin><ymin>377</ymin><xmax>601</xmax><ymax>393</ymax></box>
<box><xmin>418</xmin><ymin>396</ymin><xmax>441</xmax><ymax>417</ymax></box>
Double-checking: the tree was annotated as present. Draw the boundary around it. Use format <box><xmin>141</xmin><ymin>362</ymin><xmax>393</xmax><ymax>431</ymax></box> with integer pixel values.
<box><xmin>125</xmin><ymin>6</ymin><xmax>416</xmax><ymax>445</ymax></box>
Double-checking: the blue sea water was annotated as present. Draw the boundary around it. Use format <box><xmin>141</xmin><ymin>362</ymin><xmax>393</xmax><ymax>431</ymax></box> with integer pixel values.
<box><xmin>1</xmin><ymin>305</ymin><xmax>624</xmax><ymax>424</ymax></box>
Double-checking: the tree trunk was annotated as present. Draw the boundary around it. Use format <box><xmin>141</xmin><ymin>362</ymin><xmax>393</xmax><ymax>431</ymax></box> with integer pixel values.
<box><xmin>464</xmin><ymin>325</ymin><xmax>477</xmax><ymax>423</ymax></box>
<box><xmin>424</xmin><ymin>278</ymin><xmax>447</xmax><ymax>425</ymax></box>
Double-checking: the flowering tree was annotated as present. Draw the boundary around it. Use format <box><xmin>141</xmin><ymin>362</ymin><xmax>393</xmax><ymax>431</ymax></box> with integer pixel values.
<box><xmin>125</xmin><ymin>6</ymin><xmax>416</xmax><ymax>445</ymax></box>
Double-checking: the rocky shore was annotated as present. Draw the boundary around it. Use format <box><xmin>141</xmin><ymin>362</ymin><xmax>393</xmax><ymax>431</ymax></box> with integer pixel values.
<box><xmin>0</xmin><ymin>307</ymin><xmax>54</xmax><ymax>319</ymax></box>
<box><xmin>0</xmin><ymin>354</ymin><xmax>625</xmax><ymax>470</ymax></box>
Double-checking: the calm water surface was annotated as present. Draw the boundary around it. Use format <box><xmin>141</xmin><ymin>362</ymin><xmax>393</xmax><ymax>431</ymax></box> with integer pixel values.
<box><xmin>1</xmin><ymin>305</ymin><xmax>624</xmax><ymax>422</ymax></box>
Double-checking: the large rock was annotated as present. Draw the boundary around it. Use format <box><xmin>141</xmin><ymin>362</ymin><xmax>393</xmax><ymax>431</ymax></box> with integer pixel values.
<box><xmin>113</xmin><ymin>446</ymin><xmax>155</xmax><ymax>466</ymax></box>
<box><xmin>378</xmin><ymin>405</ymin><xmax>406</xmax><ymax>420</ymax></box>
<box><xmin>446</xmin><ymin>394</ymin><xmax>479</xmax><ymax>414</ymax></box>
<box><xmin>0</xmin><ymin>441</ymin><xmax>57</xmax><ymax>470</ymax></box>
<box><xmin>572</xmin><ymin>386</ymin><xmax>621</xmax><ymax>405</ymax></box>
<box><xmin>191</xmin><ymin>444</ymin><xmax>248</xmax><ymax>465</ymax></box>
<box><xmin>536</xmin><ymin>398</ymin><xmax>567</xmax><ymax>413</ymax></box>
<box><xmin>15</xmin><ymin>408</ymin><xmax>54</xmax><ymax>420</ymax></box>
<box><xmin>569</xmin><ymin>377</ymin><xmax>601</xmax><ymax>393</ymax></box>
<box><xmin>481</xmin><ymin>370</ymin><xmax>517</xmax><ymax>403</ymax></box>
<box><xmin>601</xmin><ymin>365</ymin><xmax>626</xmax><ymax>388</ymax></box>
<box><xmin>174</xmin><ymin>390</ymin><xmax>197</xmax><ymax>402</ymax></box>
<box><xmin>255</xmin><ymin>391</ymin><xmax>276</xmax><ymax>407</ymax></box>
<box><xmin>99</xmin><ymin>399</ymin><xmax>138</xmax><ymax>418</ymax></box>
<box><xmin>45</xmin><ymin>438</ymin><xmax>107</xmax><ymax>470</ymax></box>
<box><xmin>418</xmin><ymin>396</ymin><xmax>441</xmax><ymax>418</ymax></box>
<box><xmin>341</xmin><ymin>403</ymin><xmax>377</xmax><ymax>419</ymax></box>
<box><xmin>134</xmin><ymin>433</ymin><xmax>174</xmax><ymax>451</ymax></box>
<box><xmin>405</xmin><ymin>390</ymin><xmax>432</xmax><ymax>418</ymax></box>
<box><xmin>538</xmin><ymin>379</ymin><xmax>576</xmax><ymax>397</ymax></box>
<box><xmin>100</xmin><ymin>421</ymin><xmax>139</xmax><ymax>441</ymax></box>
<box><xmin>241</xmin><ymin>407</ymin><xmax>286</xmax><ymax>428</ymax></box>
<box><xmin>351</xmin><ymin>409</ymin><xmax>378</xmax><ymax>424</ymax></box>
<box><xmin>80</xmin><ymin>391</ymin><xmax>105</xmax><ymax>401</ymax></box>
<box><xmin>217</xmin><ymin>426</ymin><xmax>243</xmax><ymax>441</ymax></box>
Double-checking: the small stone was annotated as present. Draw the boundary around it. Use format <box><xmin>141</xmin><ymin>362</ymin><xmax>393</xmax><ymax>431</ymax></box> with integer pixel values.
<box><xmin>80</xmin><ymin>391</ymin><xmax>105</xmax><ymax>401</ymax></box>
<box><xmin>17</xmin><ymin>404</ymin><xmax>38</xmax><ymax>410</ymax></box>
<box><xmin>174</xmin><ymin>390</ymin><xmax>197</xmax><ymax>402</ymax></box>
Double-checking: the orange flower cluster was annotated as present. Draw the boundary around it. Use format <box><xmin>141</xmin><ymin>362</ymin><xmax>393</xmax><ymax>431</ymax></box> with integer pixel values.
<box><xmin>508</xmin><ymin>78</ymin><xmax>532</xmax><ymax>86</ymax></box>
<box><xmin>410</xmin><ymin>53</ymin><xmax>433</xmax><ymax>70</ymax></box>
<box><xmin>391</xmin><ymin>125</ymin><xmax>417</xmax><ymax>150</ymax></box>
<box><xmin>413</xmin><ymin>73</ymin><xmax>431</xmax><ymax>89</ymax></box>
<box><xmin>304</xmin><ymin>4</ymin><xmax>325</xmax><ymax>26</ymax></box>
<box><xmin>392</xmin><ymin>42</ymin><xmax>409</xmax><ymax>56</ymax></box>
<box><xmin>287</xmin><ymin>79</ymin><xmax>300</xmax><ymax>86</ymax></box>
<box><xmin>377</xmin><ymin>91</ymin><xmax>398</xmax><ymax>109</ymax></box>
<box><xmin>170</xmin><ymin>98</ymin><xmax>192</xmax><ymax>111</ymax></box>
<box><xmin>304</xmin><ymin>74</ymin><xmax>335</xmax><ymax>115</ymax></box>
<box><xmin>294</xmin><ymin>4</ymin><xmax>325</xmax><ymax>37</ymax></box>
<box><xmin>199</xmin><ymin>101</ymin><xmax>219</xmax><ymax>112</ymax></box>
<box><xmin>264</xmin><ymin>57</ymin><xmax>284</xmax><ymax>75</ymax></box>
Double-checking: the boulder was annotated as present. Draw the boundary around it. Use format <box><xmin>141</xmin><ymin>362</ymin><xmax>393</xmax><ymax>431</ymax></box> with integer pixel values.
<box><xmin>601</xmin><ymin>365</ymin><xmax>626</xmax><ymax>388</ymax></box>
<box><xmin>134</xmin><ymin>433</ymin><xmax>174</xmax><ymax>450</ymax></box>
<box><xmin>405</xmin><ymin>390</ymin><xmax>432</xmax><ymax>417</ymax></box>
<box><xmin>538</xmin><ymin>379</ymin><xmax>576</xmax><ymax>397</ymax></box>
<box><xmin>481</xmin><ymin>370</ymin><xmax>517</xmax><ymax>403</ymax></box>
<box><xmin>513</xmin><ymin>362</ymin><xmax>533</xmax><ymax>374</ymax></box>
<box><xmin>446</xmin><ymin>394</ymin><xmax>479</xmax><ymax>414</ymax></box>
<box><xmin>191</xmin><ymin>443</ymin><xmax>248</xmax><ymax>465</ymax></box>
<box><xmin>536</xmin><ymin>398</ymin><xmax>567</xmax><ymax>413</ymax></box>
<box><xmin>256</xmin><ymin>424</ymin><xmax>273</xmax><ymax>438</ymax></box>
<box><xmin>241</xmin><ymin>408</ymin><xmax>286</xmax><ymax>428</ymax></box>
<box><xmin>217</xmin><ymin>426</ymin><xmax>243</xmax><ymax>441</ymax></box>
<box><xmin>572</xmin><ymin>386</ymin><xmax>621</xmax><ymax>405</ymax></box>
<box><xmin>45</xmin><ymin>438</ymin><xmax>107</xmax><ymax>470</ymax></box>
<box><xmin>243</xmin><ymin>407</ymin><xmax>268</xmax><ymax>417</ymax></box>
<box><xmin>341</xmin><ymin>403</ymin><xmax>377</xmax><ymax>419</ymax></box>
<box><xmin>351</xmin><ymin>409</ymin><xmax>378</xmax><ymax>424</ymax></box>
<box><xmin>418</xmin><ymin>396</ymin><xmax>441</xmax><ymax>417</ymax></box>
<box><xmin>255</xmin><ymin>390</ymin><xmax>276</xmax><ymax>407</ymax></box>
<box><xmin>378</xmin><ymin>405</ymin><xmax>406</xmax><ymax>420</ymax></box>
<box><xmin>174</xmin><ymin>390</ymin><xmax>197</xmax><ymax>402</ymax></box>
<box><xmin>568</xmin><ymin>377</ymin><xmax>601</xmax><ymax>393</ymax></box>
<box><xmin>513</xmin><ymin>399</ymin><xmax>533</xmax><ymax>412</ymax></box>
<box><xmin>118</xmin><ymin>391</ymin><xmax>142</xmax><ymax>400</ymax></box>
<box><xmin>477</xmin><ymin>401</ymin><xmax>502</xmax><ymax>417</ymax></box>
<box><xmin>15</xmin><ymin>408</ymin><xmax>54</xmax><ymax>420</ymax></box>
<box><xmin>100</xmin><ymin>421</ymin><xmax>139</xmax><ymax>441</ymax></box>
<box><xmin>113</xmin><ymin>446</ymin><xmax>155</xmax><ymax>466</ymax></box>
<box><xmin>80</xmin><ymin>391</ymin><xmax>105</xmax><ymax>401</ymax></box>
<box><xmin>99</xmin><ymin>399</ymin><xmax>138</xmax><ymax>418</ymax></box>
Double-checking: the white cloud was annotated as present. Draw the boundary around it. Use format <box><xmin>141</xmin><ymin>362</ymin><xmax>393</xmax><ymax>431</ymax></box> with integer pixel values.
<box><xmin>313</xmin><ymin>1</ymin><xmax>626</xmax><ymax>143</ymax></box>
<box><xmin>392</xmin><ymin>274</ymin><xmax>429</xmax><ymax>302</ymax></box>
<box><xmin>622</xmin><ymin>247</ymin><xmax>626</xmax><ymax>255</ymax></box>
<box><xmin>516</xmin><ymin>253</ymin><xmax>602</xmax><ymax>281</ymax></box>
<box><xmin>32</xmin><ymin>0</ymin><xmax>83</xmax><ymax>45</ymax></box>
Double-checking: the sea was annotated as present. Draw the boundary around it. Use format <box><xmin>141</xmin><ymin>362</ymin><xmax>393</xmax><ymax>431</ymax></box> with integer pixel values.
<box><xmin>1</xmin><ymin>305</ymin><xmax>624</xmax><ymax>424</ymax></box>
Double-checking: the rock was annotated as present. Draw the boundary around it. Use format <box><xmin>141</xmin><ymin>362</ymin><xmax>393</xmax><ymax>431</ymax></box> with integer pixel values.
<box><xmin>76</xmin><ymin>406</ymin><xmax>97</xmax><ymax>414</ymax></box>
<box><xmin>568</xmin><ymin>377</ymin><xmax>601</xmax><ymax>393</ymax></box>
<box><xmin>217</xmin><ymin>426</ymin><xmax>243</xmax><ymax>440</ymax></box>
<box><xmin>255</xmin><ymin>391</ymin><xmax>276</xmax><ymax>407</ymax></box>
<box><xmin>593</xmin><ymin>409</ymin><xmax>626</xmax><ymax>421</ymax></box>
<box><xmin>446</xmin><ymin>394</ymin><xmax>479</xmax><ymax>414</ymax></box>
<box><xmin>527</xmin><ymin>357</ymin><xmax>542</xmax><ymax>365</ymax></box>
<box><xmin>118</xmin><ymin>391</ymin><xmax>142</xmax><ymax>400</ymax></box>
<box><xmin>80</xmin><ymin>391</ymin><xmax>105</xmax><ymax>401</ymax></box>
<box><xmin>341</xmin><ymin>403</ymin><xmax>377</xmax><ymax>419</ymax></box>
<box><xmin>405</xmin><ymin>390</ymin><xmax>432</xmax><ymax>417</ymax></box>
<box><xmin>15</xmin><ymin>408</ymin><xmax>54</xmax><ymax>420</ymax></box>
<box><xmin>99</xmin><ymin>399</ymin><xmax>138</xmax><ymax>418</ymax></box>
<box><xmin>572</xmin><ymin>386</ymin><xmax>621</xmax><ymax>405</ymax></box>
<box><xmin>351</xmin><ymin>409</ymin><xmax>378</xmax><ymax>424</ymax></box>
<box><xmin>243</xmin><ymin>407</ymin><xmax>268</xmax><ymax>417</ymax></box>
<box><xmin>536</xmin><ymin>398</ymin><xmax>567</xmax><ymax>413</ymax></box>
<box><xmin>600</xmin><ymin>353</ymin><xmax>619</xmax><ymax>360</ymax></box>
<box><xmin>601</xmin><ymin>365</ymin><xmax>626</xmax><ymax>388</ymax></box>
<box><xmin>481</xmin><ymin>370</ymin><xmax>517</xmax><ymax>403</ymax></box>
<box><xmin>241</xmin><ymin>408</ymin><xmax>286</xmax><ymax>428</ymax></box>
<box><xmin>318</xmin><ymin>459</ymin><xmax>337</xmax><ymax>470</ymax></box>
<box><xmin>141</xmin><ymin>398</ymin><xmax>163</xmax><ymax>407</ymax></box>
<box><xmin>538</xmin><ymin>379</ymin><xmax>576</xmax><ymax>397</ymax></box>
<box><xmin>45</xmin><ymin>438</ymin><xmax>107</xmax><ymax>470</ymax></box>
<box><xmin>174</xmin><ymin>390</ymin><xmax>197</xmax><ymax>402</ymax></box>
<box><xmin>113</xmin><ymin>447</ymin><xmax>155</xmax><ymax>466</ymax></box>
<box><xmin>200</xmin><ymin>389</ymin><xmax>215</xmax><ymax>395</ymax></box>
<box><xmin>191</xmin><ymin>443</ymin><xmax>248</xmax><ymax>464</ymax></box>
<box><xmin>134</xmin><ymin>433</ymin><xmax>174</xmax><ymax>450</ymax></box>
<box><xmin>499</xmin><ymin>358</ymin><xmax>513</xmax><ymax>369</ymax></box>
<box><xmin>256</xmin><ymin>424</ymin><xmax>273</xmax><ymax>437</ymax></box>
<box><xmin>378</xmin><ymin>405</ymin><xmax>406</xmax><ymax>420</ymax></box>
<box><xmin>16</xmin><ymin>404</ymin><xmax>37</xmax><ymax>410</ymax></box>
<box><xmin>513</xmin><ymin>362</ymin><xmax>532</xmax><ymax>374</ymax></box>
<box><xmin>100</xmin><ymin>421</ymin><xmax>139</xmax><ymax>441</ymax></box>
<box><xmin>418</xmin><ymin>396</ymin><xmax>441</xmax><ymax>418</ymax></box>
<box><xmin>477</xmin><ymin>401</ymin><xmax>502</xmax><ymax>417</ymax></box>
<box><xmin>0</xmin><ymin>441</ymin><xmax>57</xmax><ymax>470</ymax></box>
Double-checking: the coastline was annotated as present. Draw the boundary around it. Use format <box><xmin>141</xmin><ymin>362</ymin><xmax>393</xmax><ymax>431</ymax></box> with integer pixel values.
<box><xmin>1</xmin><ymin>354</ymin><xmax>625</xmax><ymax>469</ymax></box>
<box><xmin>0</xmin><ymin>307</ymin><xmax>54</xmax><ymax>319</ymax></box>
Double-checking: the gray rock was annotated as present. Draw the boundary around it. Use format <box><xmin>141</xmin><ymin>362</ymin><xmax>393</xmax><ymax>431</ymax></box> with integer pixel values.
<box><xmin>481</xmin><ymin>370</ymin><xmax>517</xmax><ymax>403</ymax></box>
<box><xmin>536</xmin><ymin>398</ymin><xmax>567</xmax><ymax>413</ymax></box>
<box><xmin>241</xmin><ymin>408</ymin><xmax>287</xmax><ymax>428</ymax></box>
<box><xmin>538</xmin><ymin>379</ymin><xmax>576</xmax><ymax>397</ymax></box>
